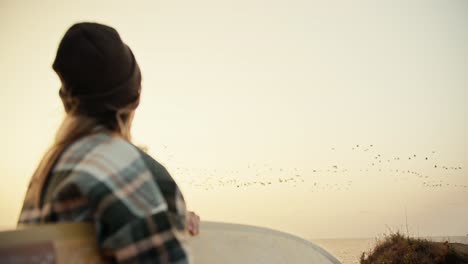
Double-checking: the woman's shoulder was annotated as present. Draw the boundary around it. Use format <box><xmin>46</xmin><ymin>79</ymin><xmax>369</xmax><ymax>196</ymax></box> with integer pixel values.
<box><xmin>53</xmin><ymin>132</ymin><xmax>176</xmax><ymax>186</ymax></box>
<box><xmin>54</xmin><ymin>132</ymin><xmax>141</xmax><ymax>174</ymax></box>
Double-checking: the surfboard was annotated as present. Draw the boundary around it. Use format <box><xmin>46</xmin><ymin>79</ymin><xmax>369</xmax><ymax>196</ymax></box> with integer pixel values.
<box><xmin>0</xmin><ymin>223</ymin><xmax>104</xmax><ymax>263</ymax></box>
<box><xmin>0</xmin><ymin>221</ymin><xmax>341</xmax><ymax>264</ymax></box>
<box><xmin>189</xmin><ymin>221</ymin><xmax>341</xmax><ymax>264</ymax></box>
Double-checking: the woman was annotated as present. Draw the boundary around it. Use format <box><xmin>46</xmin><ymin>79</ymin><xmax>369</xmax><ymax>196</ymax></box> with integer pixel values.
<box><xmin>18</xmin><ymin>22</ymin><xmax>199</xmax><ymax>263</ymax></box>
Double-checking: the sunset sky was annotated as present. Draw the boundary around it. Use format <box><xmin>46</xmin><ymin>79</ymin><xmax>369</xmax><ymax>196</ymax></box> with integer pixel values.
<box><xmin>1</xmin><ymin>0</ymin><xmax>467</xmax><ymax>239</ymax></box>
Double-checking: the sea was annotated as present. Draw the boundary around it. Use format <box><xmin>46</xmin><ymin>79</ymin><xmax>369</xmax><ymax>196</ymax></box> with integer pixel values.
<box><xmin>310</xmin><ymin>236</ymin><xmax>468</xmax><ymax>264</ymax></box>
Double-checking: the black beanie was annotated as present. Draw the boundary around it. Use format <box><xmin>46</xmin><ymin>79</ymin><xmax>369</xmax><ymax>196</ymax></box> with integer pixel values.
<box><xmin>52</xmin><ymin>22</ymin><xmax>141</xmax><ymax>116</ymax></box>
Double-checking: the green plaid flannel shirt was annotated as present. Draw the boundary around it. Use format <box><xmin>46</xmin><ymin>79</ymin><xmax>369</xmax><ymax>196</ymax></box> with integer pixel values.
<box><xmin>18</xmin><ymin>132</ymin><xmax>190</xmax><ymax>263</ymax></box>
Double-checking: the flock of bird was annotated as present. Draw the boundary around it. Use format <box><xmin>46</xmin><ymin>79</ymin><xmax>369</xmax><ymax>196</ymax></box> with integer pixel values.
<box><xmin>149</xmin><ymin>144</ymin><xmax>466</xmax><ymax>192</ymax></box>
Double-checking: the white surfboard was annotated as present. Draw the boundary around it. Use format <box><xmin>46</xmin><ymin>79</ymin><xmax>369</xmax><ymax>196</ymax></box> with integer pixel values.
<box><xmin>189</xmin><ymin>221</ymin><xmax>341</xmax><ymax>264</ymax></box>
<box><xmin>0</xmin><ymin>221</ymin><xmax>341</xmax><ymax>264</ymax></box>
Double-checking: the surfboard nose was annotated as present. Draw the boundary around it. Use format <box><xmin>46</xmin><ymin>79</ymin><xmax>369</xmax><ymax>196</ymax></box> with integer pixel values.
<box><xmin>189</xmin><ymin>221</ymin><xmax>342</xmax><ymax>264</ymax></box>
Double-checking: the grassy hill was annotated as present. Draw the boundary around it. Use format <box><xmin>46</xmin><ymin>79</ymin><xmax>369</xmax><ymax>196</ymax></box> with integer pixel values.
<box><xmin>360</xmin><ymin>232</ymin><xmax>468</xmax><ymax>264</ymax></box>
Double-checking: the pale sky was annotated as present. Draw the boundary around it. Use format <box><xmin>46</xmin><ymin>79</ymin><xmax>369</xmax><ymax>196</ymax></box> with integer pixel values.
<box><xmin>1</xmin><ymin>0</ymin><xmax>467</xmax><ymax>239</ymax></box>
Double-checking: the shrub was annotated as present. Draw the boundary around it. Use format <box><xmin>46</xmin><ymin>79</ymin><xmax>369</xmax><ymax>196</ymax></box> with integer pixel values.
<box><xmin>360</xmin><ymin>232</ymin><xmax>463</xmax><ymax>264</ymax></box>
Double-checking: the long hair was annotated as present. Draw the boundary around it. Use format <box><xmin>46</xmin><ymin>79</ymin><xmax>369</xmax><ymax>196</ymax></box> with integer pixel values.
<box><xmin>25</xmin><ymin>95</ymin><xmax>137</xmax><ymax>208</ymax></box>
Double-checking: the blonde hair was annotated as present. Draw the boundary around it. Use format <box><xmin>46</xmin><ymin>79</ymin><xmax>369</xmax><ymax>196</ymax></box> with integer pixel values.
<box><xmin>25</xmin><ymin>98</ymin><xmax>137</xmax><ymax>208</ymax></box>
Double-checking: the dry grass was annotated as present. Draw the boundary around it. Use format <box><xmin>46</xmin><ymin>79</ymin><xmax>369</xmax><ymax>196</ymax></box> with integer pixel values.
<box><xmin>360</xmin><ymin>232</ymin><xmax>468</xmax><ymax>264</ymax></box>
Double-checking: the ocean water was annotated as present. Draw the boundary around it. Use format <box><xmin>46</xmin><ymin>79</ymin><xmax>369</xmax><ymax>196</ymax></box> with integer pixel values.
<box><xmin>311</xmin><ymin>236</ymin><xmax>468</xmax><ymax>264</ymax></box>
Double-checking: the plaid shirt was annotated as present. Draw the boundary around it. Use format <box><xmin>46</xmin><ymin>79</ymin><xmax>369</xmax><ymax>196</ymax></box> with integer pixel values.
<box><xmin>18</xmin><ymin>132</ymin><xmax>190</xmax><ymax>264</ymax></box>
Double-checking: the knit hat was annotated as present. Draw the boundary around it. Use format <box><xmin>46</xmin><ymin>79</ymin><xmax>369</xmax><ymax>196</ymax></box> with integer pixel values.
<box><xmin>52</xmin><ymin>22</ymin><xmax>141</xmax><ymax>116</ymax></box>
